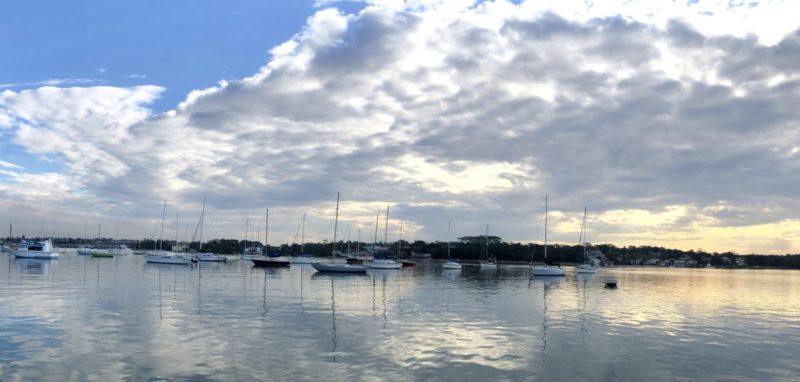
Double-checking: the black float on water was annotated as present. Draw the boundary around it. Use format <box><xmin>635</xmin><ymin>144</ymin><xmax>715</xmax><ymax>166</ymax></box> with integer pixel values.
<box><xmin>605</xmin><ymin>278</ymin><xmax>618</xmax><ymax>288</ymax></box>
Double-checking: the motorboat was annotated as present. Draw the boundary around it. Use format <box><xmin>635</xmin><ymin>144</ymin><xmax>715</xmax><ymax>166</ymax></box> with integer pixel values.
<box><xmin>14</xmin><ymin>240</ymin><xmax>59</xmax><ymax>259</ymax></box>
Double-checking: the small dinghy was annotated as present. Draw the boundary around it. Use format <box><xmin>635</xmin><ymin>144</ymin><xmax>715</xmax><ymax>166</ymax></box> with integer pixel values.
<box><xmin>605</xmin><ymin>277</ymin><xmax>618</xmax><ymax>288</ymax></box>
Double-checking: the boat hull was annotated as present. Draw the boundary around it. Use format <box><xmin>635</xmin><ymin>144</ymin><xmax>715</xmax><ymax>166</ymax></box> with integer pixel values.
<box><xmin>311</xmin><ymin>263</ymin><xmax>368</xmax><ymax>273</ymax></box>
<box><xmin>575</xmin><ymin>265</ymin><xmax>597</xmax><ymax>274</ymax></box>
<box><xmin>479</xmin><ymin>262</ymin><xmax>497</xmax><ymax>268</ymax></box>
<box><xmin>366</xmin><ymin>261</ymin><xmax>402</xmax><ymax>269</ymax></box>
<box><xmin>76</xmin><ymin>249</ymin><xmax>94</xmax><ymax>256</ymax></box>
<box><xmin>252</xmin><ymin>258</ymin><xmax>290</xmax><ymax>267</ymax></box>
<box><xmin>289</xmin><ymin>257</ymin><xmax>319</xmax><ymax>264</ymax></box>
<box><xmin>531</xmin><ymin>266</ymin><xmax>566</xmax><ymax>276</ymax></box>
<box><xmin>92</xmin><ymin>252</ymin><xmax>114</xmax><ymax>258</ymax></box>
<box><xmin>145</xmin><ymin>254</ymin><xmax>191</xmax><ymax>265</ymax></box>
<box><xmin>14</xmin><ymin>251</ymin><xmax>59</xmax><ymax>259</ymax></box>
<box><xmin>442</xmin><ymin>261</ymin><xmax>462</xmax><ymax>269</ymax></box>
<box><xmin>401</xmin><ymin>261</ymin><xmax>416</xmax><ymax>267</ymax></box>
<box><xmin>194</xmin><ymin>254</ymin><xmax>227</xmax><ymax>262</ymax></box>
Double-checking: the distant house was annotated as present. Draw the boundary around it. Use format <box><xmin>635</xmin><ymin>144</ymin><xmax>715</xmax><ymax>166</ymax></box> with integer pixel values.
<box><xmin>673</xmin><ymin>260</ymin><xmax>687</xmax><ymax>267</ymax></box>
<box><xmin>735</xmin><ymin>257</ymin><xmax>747</xmax><ymax>266</ymax></box>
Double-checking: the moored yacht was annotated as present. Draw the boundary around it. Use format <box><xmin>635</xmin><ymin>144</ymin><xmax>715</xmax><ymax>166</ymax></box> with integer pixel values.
<box><xmin>145</xmin><ymin>252</ymin><xmax>192</xmax><ymax>265</ymax></box>
<box><xmin>531</xmin><ymin>195</ymin><xmax>565</xmax><ymax>277</ymax></box>
<box><xmin>193</xmin><ymin>252</ymin><xmax>228</xmax><ymax>262</ymax></box>
<box><xmin>442</xmin><ymin>220</ymin><xmax>462</xmax><ymax>270</ymax></box>
<box><xmin>144</xmin><ymin>201</ymin><xmax>191</xmax><ymax>265</ymax></box>
<box><xmin>14</xmin><ymin>240</ymin><xmax>59</xmax><ymax>259</ymax></box>
<box><xmin>366</xmin><ymin>258</ymin><xmax>402</xmax><ymax>269</ymax></box>
<box><xmin>311</xmin><ymin>193</ymin><xmax>367</xmax><ymax>274</ymax></box>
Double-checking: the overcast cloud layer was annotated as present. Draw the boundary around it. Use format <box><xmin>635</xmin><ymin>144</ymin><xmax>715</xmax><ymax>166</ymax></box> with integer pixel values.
<box><xmin>1</xmin><ymin>0</ymin><xmax>799</xmax><ymax>253</ymax></box>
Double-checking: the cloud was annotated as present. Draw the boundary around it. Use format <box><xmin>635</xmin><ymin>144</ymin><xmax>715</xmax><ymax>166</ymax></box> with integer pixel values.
<box><xmin>1</xmin><ymin>1</ymin><xmax>800</xmax><ymax>253</ymax></box>
<box><xmin>124</xmin><ymin>74</ymin><xmax>148</xmax><ymax>79</ymax></box>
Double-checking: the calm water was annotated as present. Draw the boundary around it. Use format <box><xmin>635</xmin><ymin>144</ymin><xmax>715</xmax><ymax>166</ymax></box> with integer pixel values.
<box><xmin>1</xmin><ymin>252</ymin><xmax>799</xmax><ymax>381</ymax></box>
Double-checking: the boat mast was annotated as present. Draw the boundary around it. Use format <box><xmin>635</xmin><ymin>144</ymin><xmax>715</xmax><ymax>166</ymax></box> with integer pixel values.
<box><xmin>175</xmin><ymin>213</ymin><xmax>179</xmax><ymax>251</ymax></box>
<box><xmin>357</xmin><ymin>228</ymin><xmax>361</xmax><ymax>253</ymax></box>
<box><xmin>199</xmin><ymin>199</ymin><xmax>206</xmax><ymax>251</ymax></box>
<box><xmin>265</xmin><ymin>208</ymin><xmax>269</xmax><ymax>256</ymax></box>
<box><xmin>244</xmin><ymin>218</ymin><xmax>249</xmax><ymax>254</ymax></box>
<box><xmin>582</xmin><ymin>207</ymin><xmax>588</xmax><ymax>260</ymax></box>
<box><xmin>544</xmin><ymin>194</ymin><xmax>548</xmax><ymax>262</ymax></box>
<box><xmin>447</xmin><ymin>220</ymin><xmax>452</xmax><ymax>260</ymax></box>
<box><xmin>301</xmin><ymin>213</ymin><xmax>305</xmax><ymax>254</ymax></box>
<box><xmin>84</xmin><ymin>220</ymin><xmax>88</xmax><ymax>245</ymax></box>
<box><xmin>373</xmin><ymin>213</ymin><xmax>379</xmax><ymax>253</ymax></box>
<box><xmin>159</xmin><ymin>200</ymin><xmax>166</xmax><ymax>252</ymax></box>
<box><xmin>384</xmin><ymin>206</ymin><xmax>389</xmax><ymax>245</ymax></box>
<box><xmin>398</xmin><ymin>220</ymin><xmax>403</xmax><ymax>258</ymax></box>
<box><xmin>332</xmin><ymin>192</ymin><xmax>340</xmax><ymax>259</ymax></box>
<box><xmin>346</xmin><ymin>225</ymin><xmax>350</xmax><ymax>254</ymax></box>
<box><xmin>485</xmin><ymin>224</ymin><xmax>489</xmax><ymax>261</ymax></box>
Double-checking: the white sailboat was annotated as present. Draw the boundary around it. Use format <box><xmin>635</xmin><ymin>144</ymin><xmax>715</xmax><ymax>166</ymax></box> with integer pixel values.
<box><xmin>575</xmin><ymin>207</ymin><xmax>597</xmax><ymax>274</ymax></box>
<box><xmin>77</xmin><ymin>220</ymin><xmax>94</xmax><ymax>255</ymax></box>
<box><xmin>290</xmin><ymin>213</ymin><xmax>319</xmax><ymax>264</ymax></box>
<box><xmin>442</xmin><ymin>220</ymin><xmax>462</xmax><ymax>269</ymax></box>
<box><xmin>15</xmin><ymin>239</ymin><xmax>59</xmax><ymax>259</ymax></box>
<box><xmin>191</xmin><ymin>199</ymin><xmax>227</xmax><ymax>262</ymax></box>
<box><xmin>479</xmin><ymin>224</ymin><xmax>497</xmax><ymax>268</ymax></box>
<box><xmin>311</xmin><ymin>193</ymin><xmax>368</xmax><ymax>273</ymax></box>
<box><xmin>531</xmin><ymin>195</ymin><xmax>565</xmax><ymax>276</ymax></box>
<box><xmin>145</xmin><ymin>201</ymin><xmax>191</xmax><ymax>265</ymax></box>
<box><xmin>366</xmin><ymin>206</ymin><xmax>401</xmax><ymax>269</ymax></box>
<box><xmin>241</xmin><ymin>217</ymin><xmax>266</xmax><ymax>261</ymax></box>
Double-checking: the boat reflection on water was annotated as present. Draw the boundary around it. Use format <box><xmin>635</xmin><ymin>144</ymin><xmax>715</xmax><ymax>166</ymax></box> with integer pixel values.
<box><xmin>529</xmin><ymin>276</ymin><xmax>563</xmax><ymax>359</ymax></box>
<box><xmin>16</xmin><ymin>258</ymin><xmax>51</xmax><ymax>275</ymax></box>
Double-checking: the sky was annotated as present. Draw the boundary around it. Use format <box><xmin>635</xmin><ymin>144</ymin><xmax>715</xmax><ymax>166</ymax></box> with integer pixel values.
<box><xmin>1</xmin><ymin>0</ymin><xmax>800</xmax><ymax>254</ymax></box>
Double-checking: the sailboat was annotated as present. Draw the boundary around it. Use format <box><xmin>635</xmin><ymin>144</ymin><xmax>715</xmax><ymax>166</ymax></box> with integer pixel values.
<box><xmin>442</xmin><ymin>220</ymin><xmax>462</xmax><ymax>269</ymax></box>
<box><xmin>575</xmin><ymin>207</ymin><xmax>597</xmax><ymax>274</ymax></box>
<box><xmin>366</xmin><ymin>206</ymin><xmax>401</xmax><ymax>269</ymax></box>
<box><xmin>77</xmin><ymin>220</ymin><xmax>94</xmax><ymax>255</ymax></box>
<box><xmin>311</xmin><ymin>193</ymin><xmax>368</xmax><ymax>273</ymax></box>
<box><xmin>191</xmin><ymin>199</ymin><xmax>227</xmax><ymax>262</ymax></box>
<box><xmin>91</xmin><ymin>223</ymin><xmax>115</xmax><ymax>258</ymax></box>
<box><xmin>145</xmin><ymin>201</ymin><xmax>192</xmax><ymax>265</ymax></box>
<box><xmin>531</xmin><ymin>195</ymin><xmax>565</xmax><ymax>276</ymax></box>
<box><xmin>479</xmin><ymin>224</ymin><xmax>497</xmax><ymax>268</ymax></box>
<box><xmin>252</xmin><ymin>208</ymin><xmax>290</xmax><ymax>267</ymax></box>
<box><xmin>15</xmin><ymin>239</ymin><xmax>59</xmax><ymax>259</ymax></box>
<box><xmin>290</xmin><ymin>213</ymin><xmax>319</xmax><ymax>264</ymax></box>
<box><xmin>241</xmin><ymin>218</ymin><xmax>265</xmax><ymax>260</ymax></box>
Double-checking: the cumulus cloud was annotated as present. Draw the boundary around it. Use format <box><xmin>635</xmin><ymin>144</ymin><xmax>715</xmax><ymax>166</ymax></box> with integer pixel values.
<box><xmin>1</xmin><ymin>0</ymin><xmax>800</xmax><ymax>253</ymax></box>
